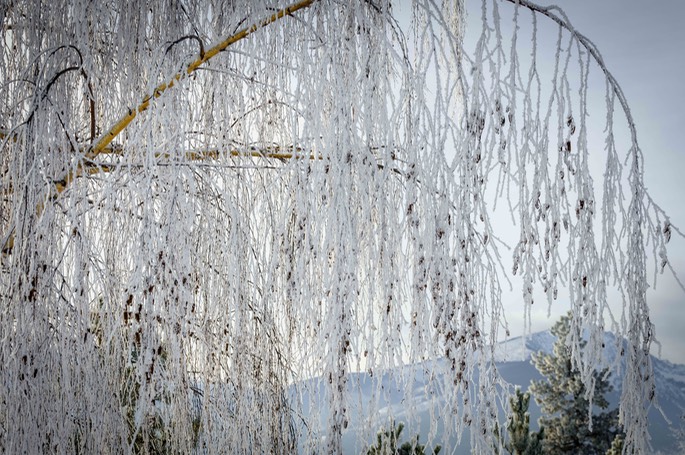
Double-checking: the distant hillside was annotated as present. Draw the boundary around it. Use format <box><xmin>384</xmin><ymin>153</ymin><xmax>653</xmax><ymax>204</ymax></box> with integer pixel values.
<box><xmin>291</xmin><ymin>330</ymin><xmax>685</xmax><ymax>454</ymax></box>
<box><xmin>494</xmin><ymin>331</ymin><xmax>685</xmax><ymax>454</ymax></box>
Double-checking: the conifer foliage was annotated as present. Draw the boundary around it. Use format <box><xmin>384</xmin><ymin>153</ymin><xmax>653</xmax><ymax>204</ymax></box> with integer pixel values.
<box><xmin>605</xmin><ymin>434</ymin><xmax>624</xmax><ymax>455</ymax></box>
<box><xmin>531</xmin><ymin>313</ymin><xmax>622</xmax><ymax>454</ymax></box>
<box><xmin>366</xmin><ymin>421</ymin><xmax>441</xmax><ymax>455</ymax></box>
<box><xmin>497</xmin><ymin>388</ymin><xmax>544</xmax><ymax>455</ymax></box>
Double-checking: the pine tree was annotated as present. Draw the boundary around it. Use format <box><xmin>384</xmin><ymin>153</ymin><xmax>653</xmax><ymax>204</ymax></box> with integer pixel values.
<box><xmin>498</xmin><ymin>389</ymin><xmax>544</xmax><ymax>455</ymax></box>
<box><xmin>366</xmin><ymin>421</ymin><xmax>441</xmax><ymax>455</ymax></box>
<box><xmin>530</xmin><ymin>313</ymin><xmax>622</xmax><ymax>454</ymax></box>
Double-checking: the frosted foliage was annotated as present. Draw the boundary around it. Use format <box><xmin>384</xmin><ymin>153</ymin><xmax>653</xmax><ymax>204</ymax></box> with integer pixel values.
<box><xmin>0</xmin><ymin>0</ymin><xmax>676</xmax><ymax>454</ymax></box>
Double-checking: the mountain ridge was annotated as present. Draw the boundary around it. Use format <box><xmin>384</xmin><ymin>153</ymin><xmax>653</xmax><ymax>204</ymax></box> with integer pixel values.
<box><xmin>291</xmin><ymin>328</ymin><xmax>685</xmax><ymax>454</ymax></box>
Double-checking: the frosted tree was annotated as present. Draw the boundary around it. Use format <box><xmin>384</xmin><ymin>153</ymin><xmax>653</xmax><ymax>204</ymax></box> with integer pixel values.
<box><xmin>531</xmin><ymin>312</ymin><xmax>621</xmax><ymax>454</ymax></box>
<box><xmin>0</xmin><ymin>0</ymin><xmax>678</xmax><ymax>453</ymax></box>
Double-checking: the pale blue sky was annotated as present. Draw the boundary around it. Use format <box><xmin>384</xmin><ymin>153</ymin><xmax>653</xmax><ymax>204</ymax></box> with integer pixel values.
<box><xmin>593</xmin><ymin>1</ymin><xmax>684</xmax><ymax>365</ymax></box>
<box><xmin>467</xmin><ymin>0</ymin><xmax>685</xmax><ymax>363</ymax></box>
<box><xmin>539</xmin><ymin>0</ymin><xmax>685</xmax><ymax>365</ymax></box>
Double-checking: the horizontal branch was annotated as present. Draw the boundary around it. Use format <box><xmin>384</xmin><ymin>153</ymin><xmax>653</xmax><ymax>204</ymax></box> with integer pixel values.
<box><xmin>1</xmin><ymin>0</ymin><xmax>318</xmax><ymax>255</ymax></box>
<box><xmin>60</xmin><ymin>0</ymin><xmax>318</xmax><ymax>194</ymax></box>
<box><xmin>89</xmin><ymin>0</ymin><xmax>317</xmax><ymax>158</ymax></box>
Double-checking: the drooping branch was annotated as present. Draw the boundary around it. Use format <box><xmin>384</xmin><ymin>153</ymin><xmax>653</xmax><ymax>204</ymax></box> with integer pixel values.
<box><xmin>501</xmin><ymin>0</ymin><xmax>638</xmax><ymax>148</ymax></box>
<box><xmin>496</xmin><ymin>2</ymin><xmax>672</xmax><ymax>453</ymax></box>
<box><xmin>0</xmin><ymin>1</ymin><xmax>678</xmax><ymax>453</ymax></box>
<box><xmin>57</xmin><ymin>0</ymin><xmax>319</xmax><ymax>194</ymax></box>
<box><xmin>0</xmin><ymin>0</ymin><xmax>319</xmax><ymax>255</ymax></box>
<box><xmin>88</xmin><ymin>0</ymin><xmax>318</xmax><ymax>158</ymax></box>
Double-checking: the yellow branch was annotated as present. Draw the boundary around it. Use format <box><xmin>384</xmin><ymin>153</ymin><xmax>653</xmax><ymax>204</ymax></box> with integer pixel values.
<box><xmin>75</xmin><ymin>0</ymin><xmax>317</xmax><ymax>183</ymax></box>
<box><xmin>1</xmin><ymin>0</ymin><xmax>318</xmax><ymax>255</ymax></box>
<box><xmin>55</xmin><ymin>146</ymin><xmax>322</xmax><ymax>193</ymax></box>
<box><xmin>89</xmin><ymin>0</ymin><xmax>316</xmax><ymax>157</ymax></box>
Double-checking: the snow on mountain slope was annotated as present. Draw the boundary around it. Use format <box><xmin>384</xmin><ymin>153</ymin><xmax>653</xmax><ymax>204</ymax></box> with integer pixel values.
<box><xmin>290</xmin><ymin>330</ymin><xmax>685</xmax><ymax>454</ymax></box>
<box><xmin>495</xmin><ymin>330</ymin><xmax>685</xmax><ymax>453</ymax></box>
<box><xmin>493</xmin><ymin>331</ymin><xmax>556</xmax><ymax>362</ymax></box>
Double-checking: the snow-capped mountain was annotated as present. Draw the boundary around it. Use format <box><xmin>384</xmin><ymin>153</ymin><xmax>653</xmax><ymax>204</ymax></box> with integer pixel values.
<box><xmin>497</xmin><ymin>329</ymin><xmax>685</xmax><ymax>397</ymax></box>
<box><xmin>494</xmin><ymin>331</ymin><xmax>685</xmax><ymax>454</ymax></box>
<box><xmin>292</xmin><ymin>330</ymin><xmax>685</xmax><ymax>454</ymax></box>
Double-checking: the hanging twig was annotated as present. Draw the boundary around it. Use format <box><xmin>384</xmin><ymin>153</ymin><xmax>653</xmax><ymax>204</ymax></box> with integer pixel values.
<box><xmin>47</xmin><ymin>0</ymin><xmax>318</xmax><ymax>202</ymax></box>
<box><xmin>1</xmin><ymin>1</ymin><xmax>319</xmax><ymax>257</ymax></box>
<box><xmin>501</xmin><ymin>0</ymin><xmax>638</xmax><ymax>147</ymax></box>
<box><xmin>88</xmin><ymin>0</ymin><xmax>318</xmax><ymax>158</ymax></box>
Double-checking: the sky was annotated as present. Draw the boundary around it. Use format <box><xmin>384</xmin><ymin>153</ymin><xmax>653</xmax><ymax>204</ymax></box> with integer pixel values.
<box><xmin>464</xmin><ymin>0</ymin><xmax>685</xmax><ymax>364</ymax></box>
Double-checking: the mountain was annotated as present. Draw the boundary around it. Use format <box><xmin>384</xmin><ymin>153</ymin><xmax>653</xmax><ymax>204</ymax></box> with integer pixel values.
<box><xmin>291</xmin><ymin>330</ymin><xmax>685</xmax><ymax>454</ymax></box>
<box><xmin>495</xmin><ymin>331</ymin><xmax>685</xmax><ymax>454</ymax></box>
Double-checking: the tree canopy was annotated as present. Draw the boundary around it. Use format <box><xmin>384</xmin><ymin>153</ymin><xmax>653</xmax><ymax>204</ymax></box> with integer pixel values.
<box><xmin>0</xmin><ymin>0</ymin><xmax>677</xmax><ymax>453</ymax></box>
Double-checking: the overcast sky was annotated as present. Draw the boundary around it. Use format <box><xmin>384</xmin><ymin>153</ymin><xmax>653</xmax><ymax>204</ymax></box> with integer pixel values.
<box><xmin>542</xmin><ymin>0</ymin><xmax>685</xmax><ymax>365</ymax></box>
<box><xmin>465</xmin><ymin>0</ymin><xmax>685</xmax><ymax>364</ymax></box>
